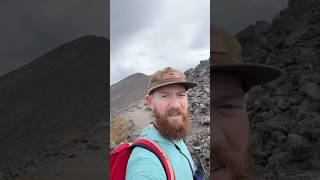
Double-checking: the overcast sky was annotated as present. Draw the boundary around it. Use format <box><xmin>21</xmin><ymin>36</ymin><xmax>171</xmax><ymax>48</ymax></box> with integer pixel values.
<box><xmin>0</xmin><ymin>0</ymin><xmax>289</xmax><ymax>80</ymax></box>
<box><xmin>212</xmin><ymin>0</ymin><xmax>288</xmax><ymax>34</ymax></box>
<box><xmin>110</xmin><ymin>0</ymin><xmax>210</xmax><ymax>85</ymax></box>
<box><xmin>111</xmin><ymin>0</ymin><xmax>289</xmax><ymax>85</ymax></box>
<box><xmin>0</xmin><ymin>0</ymin><xmax>108</xmax><ymax>77</ymax></box>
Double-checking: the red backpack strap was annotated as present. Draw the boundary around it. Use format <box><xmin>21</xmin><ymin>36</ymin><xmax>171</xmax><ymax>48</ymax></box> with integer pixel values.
<box><xmin>110</xmin><ymin>143</ymin><xmax>133</xmax><ymax>180</ymax></box>
<box><xmin>131</xmin><ymin>137</ymin><xmax>176</xmax><ymax>180</ymax></box>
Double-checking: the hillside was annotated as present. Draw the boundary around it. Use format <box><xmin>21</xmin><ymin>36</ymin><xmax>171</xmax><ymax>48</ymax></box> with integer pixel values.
<box><xmin>236</xmin><ymin>0</ymin><xmax>320</xmax><ymax>179</ymax></box>
<box><xmin>110</xmin><ymin>73</ymin><xmax>149</xmax><ymax>116</ymax></box>
<box><xmin>0</xmin><ymin>36</ymin><xmax>109</xmax><ymax>179</ymax></box>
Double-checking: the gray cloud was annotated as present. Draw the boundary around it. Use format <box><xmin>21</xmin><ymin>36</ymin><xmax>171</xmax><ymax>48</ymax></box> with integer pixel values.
<box><xmin>211</xmin><ymin>0</ymin><xmax>288</xmax><ymax>34</ymax></box>
<box><xmin>110</xmin><ymin>1</ymin><xmax>163</xmax><ymax>51</ymax></box>
<box><xmin>0</xmin><ymin>0</ymin><xmax>108</xmax><ymax>76</ymax></box>
<box><xmin>111</xmin><ymin>0</ymin><xmax>210</xmax><ymax>85</ymax></box>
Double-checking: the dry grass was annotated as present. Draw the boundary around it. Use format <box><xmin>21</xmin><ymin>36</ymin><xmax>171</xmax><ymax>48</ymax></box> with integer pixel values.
<box><xmin>110</xmin><ymin>116</ymin><xmax>134</xmax><ymax>146</ymax></box>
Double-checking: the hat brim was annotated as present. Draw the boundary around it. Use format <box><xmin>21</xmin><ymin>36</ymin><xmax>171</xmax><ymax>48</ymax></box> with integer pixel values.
<box><xmin>211</xmin><ymin>63</ymin><xmax>282</xmax><ymax>86</ymax></box>
<box><xmin>148</xmin><ymin>81</ymin><xmax>198</xmax><ymax>94</ymax></box>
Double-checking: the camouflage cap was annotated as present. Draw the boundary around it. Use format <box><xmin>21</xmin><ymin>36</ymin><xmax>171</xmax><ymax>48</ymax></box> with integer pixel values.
<box><xmin>148</xmin><ymin>67</ymin><xmax>197</xmax><ymax>94</ymax></box>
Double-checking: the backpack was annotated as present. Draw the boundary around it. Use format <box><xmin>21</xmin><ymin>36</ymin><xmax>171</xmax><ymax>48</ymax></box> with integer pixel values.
<box><xmin>110</xmin><ymin>137</ymin><xmax>176</xmax><ymax>180</ymax></box>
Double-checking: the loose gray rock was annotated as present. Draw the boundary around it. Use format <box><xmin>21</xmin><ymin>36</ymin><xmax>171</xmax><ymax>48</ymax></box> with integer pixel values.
<box><xmin>238</xmin><ymin>0</ymin><xmax>320</xmax><ymax>178</ymax></box>
<box><xmin>302</xmin><ymin>82</ymin><xmax>320</xmax><ymax>100</ymax></box>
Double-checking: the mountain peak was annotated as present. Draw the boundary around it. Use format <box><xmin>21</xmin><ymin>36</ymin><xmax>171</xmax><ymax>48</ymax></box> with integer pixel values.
<box><xmin>56</xmin><ymin>35</ymin><xmax>108</xmax><ymax>50</ymax></box>
<box><xmin>0</xmin><ymin>35</ymin><xmax>108</xmax><ymax>172</ymax></box>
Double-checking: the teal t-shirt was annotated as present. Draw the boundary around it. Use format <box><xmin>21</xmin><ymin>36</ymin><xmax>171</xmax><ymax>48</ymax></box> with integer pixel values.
<box><xmin>126</xmin><ymin>124</ymin><xmax>195</xmax><ymax>180</ymax></box>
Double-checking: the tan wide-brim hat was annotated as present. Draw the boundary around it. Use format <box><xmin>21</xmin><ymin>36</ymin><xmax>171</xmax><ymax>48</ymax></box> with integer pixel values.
<box><xmin>148</xmin><ymin>67</ymin><xmax>197</xmax><ymax>94</ymax></box>
<box><xmin>211</xmin><ymin>27</ymin><xmax>282</xmax><ymax>88</ymax></box>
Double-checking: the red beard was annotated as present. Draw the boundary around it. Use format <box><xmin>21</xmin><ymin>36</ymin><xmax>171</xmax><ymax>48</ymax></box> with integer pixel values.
<box><xmin>154</xmin><ymin>106</ymin><xmax>191</xmax><ymax>140</ymax></box>
<box><xmin>211</xmin><ymin>142</ymin><xmax>252</xmax><ymax>180</ymax></box>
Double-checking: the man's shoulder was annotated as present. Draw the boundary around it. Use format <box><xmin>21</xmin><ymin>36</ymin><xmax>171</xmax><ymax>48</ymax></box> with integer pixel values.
<box><xmin>126</xmin><ymin>146</ymin><xmax>166</xmax><ymax>179</ymax></box>
<box><xmin>129</xmin><ymin>146</ymin><xmax>160</xmax><ymax>161</ymax></box>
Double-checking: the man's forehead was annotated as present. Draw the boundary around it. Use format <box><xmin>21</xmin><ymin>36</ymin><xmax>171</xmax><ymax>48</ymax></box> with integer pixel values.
<box><xmin>155</xmin><ymin>84</ymin><xmax>187</xmax><ymax>93</ymax></box>
<box><xmin>212</xmin><ymin>72</ymin><xmax>242</xmax><ymax>86</ymax></box>
<box><xmin>214</xmin><ymin>90</ymin><xmax>244</xmax><ymax>101</ymax></box>
<box><xmin>212</xmin><ymin>72</ymin><xmax>244</xmax><ymax>96</ymax></box>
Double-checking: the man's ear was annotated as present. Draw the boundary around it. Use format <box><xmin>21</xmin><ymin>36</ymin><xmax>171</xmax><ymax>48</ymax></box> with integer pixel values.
<box><xmin>145</xmin><ymin>94</ymin><xmax>154</xmax><ymax>109</ymax></box>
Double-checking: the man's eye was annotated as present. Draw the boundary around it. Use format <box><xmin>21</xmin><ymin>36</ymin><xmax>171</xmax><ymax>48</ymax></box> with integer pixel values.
<box><xmin>219</xmin><ymin>104</ymin><xmax>242</xmax><ymax>110</ymax></box>
<box><xmin>178</xmin><ymin>94</ymin><xmax>186</xmax><ymax>97</ymax></box>
<box><xmin>161</xmin><ymin>95</ymin><xmax>168</xmax><ymax>98</ymax></box>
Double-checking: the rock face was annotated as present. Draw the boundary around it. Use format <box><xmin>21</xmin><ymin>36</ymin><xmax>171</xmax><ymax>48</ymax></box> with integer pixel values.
<box><xmin>0</xmin><ymin>36</ymin><xmax>108</xmax><ymax>179</ymax></box>
<box><xmin>185</xmin><ymin>60</ymin><xmax>210</xmax><ymax>178</ymax></box>
<box><xmin>186</xmin><ymin>60</ymin><xmax>210</xmax><ymax>123</ymax></box>
<box><xmin>236</xmin><ymin>0</ymin><xmax>320</xmax><ymax>179</ymax></box>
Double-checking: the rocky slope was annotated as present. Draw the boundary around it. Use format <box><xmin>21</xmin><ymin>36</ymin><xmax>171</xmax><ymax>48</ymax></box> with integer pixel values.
<box><xmin>110</xmin><ymin>73</ymin><xmax>149</xmax><ymax>116</ymax></box>
<box><xmin>0</xmin><ymin>36</ymin><xmax>108</xmax><ymax>179</ymax></box>
<box><xmin>185</xmin><ymin>60</ymin><xmax>210</xmax><ymax>177</ymax></box>
<box><xmin>236</xmin><ymin>0</ymin><xmax>320</xmax><ymax>179</ymax></box>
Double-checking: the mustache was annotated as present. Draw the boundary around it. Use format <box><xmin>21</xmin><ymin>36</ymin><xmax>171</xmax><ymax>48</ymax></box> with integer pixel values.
<box><xmin>153</xmin><ymin>106</ymin><xmax>190</xmax><ymax>140</ymax></box>
<box><xmin>166</xmin><ymin>107</ymin><xmax>182</xmax><ymax>116</ymax></box>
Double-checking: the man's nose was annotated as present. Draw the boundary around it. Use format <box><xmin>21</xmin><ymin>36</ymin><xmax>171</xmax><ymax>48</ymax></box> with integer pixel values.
<box><xmin>212</xmin><ymin>121</ymin><xmax>226</xmax><ymax>147</ymax></box>
<box><xmin>168</xmin><ymin>96</ymin><xmax>180</xmax><ymax>109</ymax></box>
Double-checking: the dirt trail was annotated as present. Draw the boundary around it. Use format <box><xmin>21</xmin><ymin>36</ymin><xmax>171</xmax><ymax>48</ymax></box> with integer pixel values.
<box><xmin>43</xmin><ymin>129</ymin><xmax>106</xmax><ymax>180</ymax></box>
<box><xmin>43</xmin><ymin>148</ymin><xmax>106</xmax><ymax>180</ymax></box>
<box><xmin>121</xmin><ymin>102</ymin><xmax>153</xmax><ymax>133</ymax></box>
<box><xmin>13</xmin><ymin>122</ymin><xmax>107</xmax><ymax>180</ymax></box>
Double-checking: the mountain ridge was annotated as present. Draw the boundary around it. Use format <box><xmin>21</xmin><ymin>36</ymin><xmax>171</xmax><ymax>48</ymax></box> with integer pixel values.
<box><xmin>0</xmin><ymin>35</ymin><xmax>109</xmax><ymax>178</ymax></box>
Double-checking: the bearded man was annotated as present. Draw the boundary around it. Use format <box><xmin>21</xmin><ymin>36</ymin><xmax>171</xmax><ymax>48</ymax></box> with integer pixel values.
<box><xmin>211</xmin><ymin>27</ymin><xmax>282</xmax><ymax>180</ymax></box>
<box><xmin>126</xmin><ymin>67</ymin><xmax>200</xmax><ymax>180</ymax></box>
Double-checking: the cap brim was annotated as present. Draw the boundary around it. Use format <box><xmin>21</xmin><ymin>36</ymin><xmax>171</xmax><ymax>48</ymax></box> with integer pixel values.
<box><xmin>211</xmin><ymin>63</ymin><xmax>282</xmax><ymax>86</ymax></box>
<box><xmin>148</xmin><ymin>81</ymin><xmax>198</xmax><ymax>94</ymax></box>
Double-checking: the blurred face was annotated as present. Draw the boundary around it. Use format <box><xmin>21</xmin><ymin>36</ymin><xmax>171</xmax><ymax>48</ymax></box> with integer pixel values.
<box><xmin>211</xmin><ymin>72</ymin><xmax>252</xmax><ymax>180</ymax></box>
<box><xmin>146</xmin><ymin>84</ymin><xmax>190</xmax><ymax>140</ymax></box>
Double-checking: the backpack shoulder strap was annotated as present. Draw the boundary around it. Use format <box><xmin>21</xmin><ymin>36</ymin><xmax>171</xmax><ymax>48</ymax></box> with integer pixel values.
<box><xmin>130</xmin><ymin>137</ymin><xmax>175</xmax><ymax>180</ymax></box>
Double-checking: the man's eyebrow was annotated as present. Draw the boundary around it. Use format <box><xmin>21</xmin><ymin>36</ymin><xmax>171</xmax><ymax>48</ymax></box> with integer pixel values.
<box><xmin>177</xmin><ymin>91</ymin><xmax>187</xmax><ymax>94</ymax></box>
<box><xmin>158</xmin><ymin>91</ymin><xmax>169</xmax><ymax>94</ymax></box>
<box><xmin>158</xmin><ymin>90</ymin><xmax>186</xmax><ymax>94</ymax></box>
<box><xmin>214</xmin><ymin>93</ymin><xmax>244</xmax><ymax>102</ymax></box>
